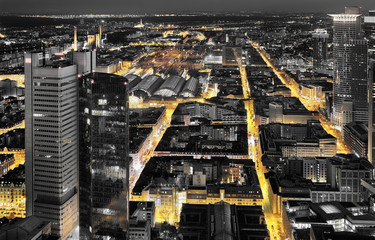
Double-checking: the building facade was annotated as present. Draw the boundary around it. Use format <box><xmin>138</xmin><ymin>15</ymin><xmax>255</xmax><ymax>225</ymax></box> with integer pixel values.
<box><xmin>25</xmin><ymin>51</ymin><xmax>95</xmax><ymax>239</ymax></box>
<box><xmin>369</xmin><ymin>60</ymin><xmax>375</xmax><ymax>165</ymax></box>
<box><xmin>343</xmin><ymin>122</ymin><xmax>368</xmax><ymax>158</ymax></box>
<box><xmin>330</xmin><ymin>8</ymin><xmax>368</xmax><ymax>127</ymax></box>
<box><xmin>0</xmin><ymin>180</ymin><xmax>25</xmax><ymax>220</ymax></box>
<box><xmin>312</xmin><ymin>29</ymin><xmax>329</xmax><ymax>69</ymax></box>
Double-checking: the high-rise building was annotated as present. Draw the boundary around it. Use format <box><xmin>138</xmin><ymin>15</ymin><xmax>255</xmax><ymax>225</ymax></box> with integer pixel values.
<box><xmin>366</xmin><ymin>11</ymin><xmax>375</xmax><ymax>165</ymax></box>
<box><xmin>79</xmin><ymin>72</ymin><xmax>129</xmax><ymax>239</ymax></box>
<box><xmin>364</xmin><ymin>11</ymin><xmax>375</xmax><ymax>59</ymax></box>
<box><xmin>25</xmin><ymin>50</ymin><xmax>95</xmax><ymax>239</ymax></box>
<box><xmin>329</xmin><ymin>7</ymin><xmax>368</xmax><ymax>127</ymax></box>
<box><xmin>369</xmin><ymin>60</ymin><xmax>375</xmax><ymax>165</ymax></box>
<box><xmin>312</xmin><ymin>29</ymin><xmax>329</xmax><ymax>69</ymax></box>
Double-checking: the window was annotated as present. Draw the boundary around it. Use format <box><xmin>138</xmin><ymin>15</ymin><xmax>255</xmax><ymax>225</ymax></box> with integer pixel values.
<box><xmin>98</xmin><ymin>99</ymin><xmax>107</xmax><ymax>105</ymax></box>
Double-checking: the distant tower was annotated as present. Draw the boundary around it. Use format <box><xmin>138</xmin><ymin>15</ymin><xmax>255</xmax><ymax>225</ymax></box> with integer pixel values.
<box><xmin>95</xmin><ymin>34</ymin><xmax>100</xmax><ymax>48</ymax></box>
<box><xmin>312</xmin><ymin>29</ymin><xmax>329</xmax><ymax>69</ymax></box>
<box><xmin>329</xmin><ymin>7</ymin><xmax>368</xmax><ymax>128</ymax></box>
<box><xmin>99</xmin><ymin>24</ymin><xmax>102</xmax><ymax>46</ymax></box>
<box><xmin>87</xmin><ymin>35</ymin><xmax>96</xmax><ymax>49</ymax></box>
<box><xmin>74</xmin><ymin>26</ymin><xmax>78</xmax><ymax>51</ymax></box>
<box><xmin>365</xmin><ymin>10</ymin><xmax>375</xmax><ymax>59</ymax></box>
<box><xmin>134</xmin><ymin>19</ymin><xmax>144</xmax><ymax>28</ymax></box>
<box><xmin>366</xmin><ymin>11</ymin><xmax>375</xmax><ymax>165</ymax></box>
<box><xmin>25</xmin><ymin>51</ymin><xmax>96</xmax><ymax>239</ymax></box>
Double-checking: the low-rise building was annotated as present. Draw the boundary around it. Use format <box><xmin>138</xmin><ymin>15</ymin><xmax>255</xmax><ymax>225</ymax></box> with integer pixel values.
<box><xmin>311</xmin><ymin>155</ymin><xmax>373</xmax><ymax>203</ymax></box>
<box><xmin>284</xmin><ymin>200</ymin><xmax>375</xmax><ymax>240</ymax></box>
<box><xmin>259</xmin><ymin>122</ymin><xmax>337</xmax><ymax>158</ymax></box>
<box><xmin>128</xmin><ymin>201</ymin><xmax>155</xmax><ymax>240</ymax></box>
<box><xmin>178</xmin><ymin>201</ymin><xmax>269</xmax><ymax>240</ymax></box>
<box><xmin>0</xmin><ymin>216</ymin><xmax>51</xmax><ymax>240</ymax></box>
<box><xmin>0</xmin><ymin>154</ymin><xmax>14</xmax><ymax>177</ymax></box>
<box><xmin>343</xmin><ymin>122</ymin><xmax>368</xmax><ymax>158</ymax></box>
<box><xmin>0</xmin><ymin>179</ymin><xmax>26</xmax><ymax>219</ymax></box>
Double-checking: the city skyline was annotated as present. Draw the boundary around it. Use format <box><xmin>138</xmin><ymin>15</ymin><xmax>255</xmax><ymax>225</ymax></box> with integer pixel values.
<box><xmin>0</xmin><ymin>0</ymin><xmax>374</xmax><ymax>14</ymax></box>
<box><xmin>1</xmin><ymin>3</ymin><xmax>375</xmax><ymax>240</ymax></box>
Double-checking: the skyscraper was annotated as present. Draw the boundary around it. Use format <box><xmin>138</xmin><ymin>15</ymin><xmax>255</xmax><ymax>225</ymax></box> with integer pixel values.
<box><xmin>79</xmin><ymin>72</ymin><xmax>129</xmax><ymax>239</ymax></box>
<box><xmin>312</xmin><ymin>29</ymin><xmax>329</xmax><ymax>69</ymax></box>
<box><xmin>366</xmin><ymin>11</ymin><xmax>375</xmax><ymax>165</ymax></box>
<box><xmin>368</xmin><ymin>60</ymin><xmax>375</xmax><ymax>165</ymax></box>
<box><xmin>25</xmin><ymin>50</ymin><xmax>95</xmax><ymax>239</ymax></box>
<box><xmin>329</xmin><ymin>7</ymin><xmax>368</xmax><ymax>128</ymax></box>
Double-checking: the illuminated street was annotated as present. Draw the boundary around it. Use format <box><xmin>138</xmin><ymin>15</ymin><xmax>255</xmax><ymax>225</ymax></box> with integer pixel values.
<box><xmin>0</xmin><ymin>120</ymin><xmax>25</xmax><ymax>135</ymax></box>
<box><xmin>250</xmin><ymin>40</ymin><xmax>351</xmax><ymax>154</ymax></box>
<box><xmin>238</xmin><ymin>51</ymin><xmax>285</xmax><ymax>239</ymax></box>
<box><xmin>122</xmin><ymin>39</ymin><xmax>288</xmax><ymax>237</ymax></box>
<box><xmin>128</xmin><ymin>104</ymin><xmax>176</xmax><ymax>194</ymax></box>
<box><xmin>1</xmin><ymin>3</ymin><xmax>374</xmax><ymax>240</ymax></box>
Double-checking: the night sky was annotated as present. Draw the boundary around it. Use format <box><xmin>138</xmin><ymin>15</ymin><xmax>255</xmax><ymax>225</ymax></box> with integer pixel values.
<box><xmin>0</xmin><ymin>0</ymin><xmax>373</xmax><ymax>14</ymax></box>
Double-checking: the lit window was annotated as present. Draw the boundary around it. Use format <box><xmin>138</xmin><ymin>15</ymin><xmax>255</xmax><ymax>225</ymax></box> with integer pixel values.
<box><xmin>98</xmin><ymin>99</ymin><xmax>107</xmax><ymax>105</ymax></box>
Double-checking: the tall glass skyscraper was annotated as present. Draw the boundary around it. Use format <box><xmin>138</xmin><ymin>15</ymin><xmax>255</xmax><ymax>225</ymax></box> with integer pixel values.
<box><xmin>79</xmin><ymin>72</ymin><xmax>129</xmax><ymax>239</ymax></box>
<box><xmin>25</xmin><ymin>50</ymin><xmax>95</xmax><ymax>239</ymax></box>
<box><xmin>369</xmin><ymin>60</ymin><xmax>375</xmax><ymax>165</ymax></box>
<box><xmin>329</xmin><ymin>7</ymin><xmax>368</xmax><ymax>128</ymax></box>
<box><xmin>366</xmin><ymin>11</ymin><xmax>375</xmax><ymax>165</ymax></box>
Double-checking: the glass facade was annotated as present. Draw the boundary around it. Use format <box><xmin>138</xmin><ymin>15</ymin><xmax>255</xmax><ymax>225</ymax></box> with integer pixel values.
<box><xmin>330</xmin><ymin>13</ymin><xmax>368</xmax><ymax>126</ymax></box>
<box><xmin>79</xmin><ymin>72</ymin><xmax>129</xmax><ymax>239</ymax></box>
<box><xmin>369</xmin><ymin>60</ymin><xmax>375</xmax><ymax>165</ymax></box>
<box><xmin>25</xmin><ymin>52</ymin><xmax>80</xmax><ymax>239</ymax></box>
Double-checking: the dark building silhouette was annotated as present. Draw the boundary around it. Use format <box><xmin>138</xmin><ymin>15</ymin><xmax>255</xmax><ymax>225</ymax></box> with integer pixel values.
<box><xmin>369</xmin><ymin>60</ymin><xmax>375</xmax><ymax>165</ymax></box>
<box><xmin>79</xmin><ymin>72</ymin><xmax>129</xmax><ymax>239</ymax></box>
<box><xmin>179</xmin><ymin>201</ymin><xmax>269</xmax><ymax>240</ymax></box>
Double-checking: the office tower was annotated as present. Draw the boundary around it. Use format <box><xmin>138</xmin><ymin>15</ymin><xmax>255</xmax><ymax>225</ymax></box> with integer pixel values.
<box><xmin>79</xmin><ymin>72</ymin><xmax>129</xmax><ymax>239</ymax></box>
<box><xmin>99</xmin><ymin>24</ymin><xmax>102</xmax><ymax>48</ymax></box>
<box><xmin>329</xmin><ymin>7</ymin><xmax>368</xmax><ymax>127</ymax></box>
<box><xmin>312</xmin><ymin>29</ymin><xmax>329</xmax><ymax>69</ymax></box>
<box><xmin>25</xmin><ymin>51</ymin><xmax>95</xmax><ymax>239</ymax></box>
<box><xmin>366</xmin><ymin>11</ymin><xmax>375</xmax><ymax>165</ymax></box>
<box><xmin>369</xmin><ymin>60</ymin><xmax>375</xmax><ymax>165</ymax></box>
<box><xmin>365</xmin><ymin>10</ymin><xmax>375</xmax><ymax>59</ymax></box>
<box><xmin>345</xmin><ymin>6</ymin><xmax>362</xmax><ymax>15</ymax></box>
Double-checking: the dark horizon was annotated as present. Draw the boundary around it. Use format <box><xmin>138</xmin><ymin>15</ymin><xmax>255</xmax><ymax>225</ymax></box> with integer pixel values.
<box><xmin>0</xmin><ymin>0</ymin><xmax>373</xmax><ymax>15</ymax></box>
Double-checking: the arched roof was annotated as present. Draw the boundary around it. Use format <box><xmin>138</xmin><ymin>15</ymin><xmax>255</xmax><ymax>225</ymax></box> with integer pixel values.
<box><xmin>125</xmin><ymin>74</ymin><xmax>142</xmax><ymax>90</ymax></box>
<box><xmin>179</xmin><ymin>77</ymin><xmax>199</xmax><ymax>98</ymax></box>
<box><xmin>154</xmin><ymin>75</ymin><xmax>186</xmax><ymax>97</ymax></box>
<box><xmin>130</xmin><ymin>75</ymin><xmax>164</xmax><ymax>98</ymax></box>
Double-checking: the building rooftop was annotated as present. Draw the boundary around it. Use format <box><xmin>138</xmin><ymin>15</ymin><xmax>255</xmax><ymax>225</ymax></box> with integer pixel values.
<box><xmin>0</xmin><ymin>216</ymin><xmax>51</xmax><ymax>240</ymax></box>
